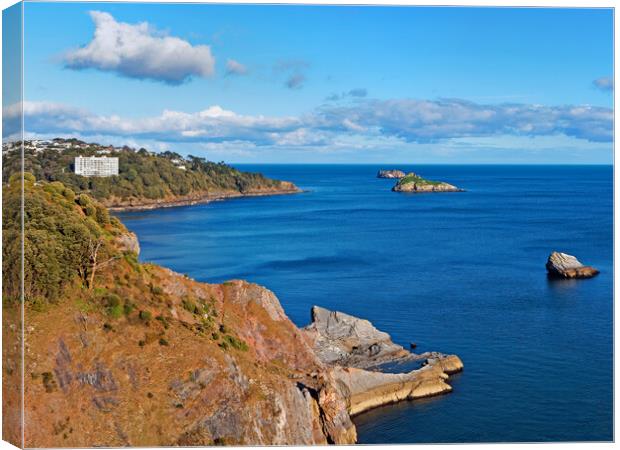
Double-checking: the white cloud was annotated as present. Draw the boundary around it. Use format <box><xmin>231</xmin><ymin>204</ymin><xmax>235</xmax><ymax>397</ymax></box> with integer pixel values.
<box><xmin>225</xmin><ymin>59</ymin><xmax>248</xmax><ymax>76</ymax></box>
<box><xmin>63</xmin><ymin>11</ymin><xmax>215</xmax><ymax>84</ymax></box>
<box><xmin>593</xmin><ymin>77</ymin><xmax>613</xmax><ymax>92</ymax></box>
<box><xmin>6</xmin><ymin>97</ymin><xmax>613</xmax><ymax>150</ymax></box>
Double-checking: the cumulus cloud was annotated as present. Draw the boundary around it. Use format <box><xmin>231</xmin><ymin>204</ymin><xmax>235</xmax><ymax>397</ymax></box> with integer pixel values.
<box><xmin>225</xmin><ymin>59</ymin><xmax>248</xmax><ymax>76</ymax></box>
<box><xmin>7</xmin><ymin>97</ymin><xmax>613</xmax><ymax>149</ymax></box>
<box><xmin>593</xmin><ymin>76</ymin><xmax>613</xmax><ymax>92</ymax></box>
<box><xmin>63</xmin><ymin>11</ymin><xmax>215</xmax><ymax>84</ymax></box>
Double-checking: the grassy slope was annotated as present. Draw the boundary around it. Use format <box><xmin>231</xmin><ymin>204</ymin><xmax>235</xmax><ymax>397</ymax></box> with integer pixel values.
<box><xmin>3</xmin><ymin>177</ymin><xmax>351</xmax><ymax>446</ymax></box>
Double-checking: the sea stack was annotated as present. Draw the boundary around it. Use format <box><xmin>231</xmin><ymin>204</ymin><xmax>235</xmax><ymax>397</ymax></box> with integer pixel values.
<box><xmin>392</xmin><ymin>172</ymin><xmax>462</xmax><ymax>193</ymax></box>
<box><xmin>546</xmin><ymin>252</ymin><xmax>600</xmax><ymax>279</ymax></box>
<box><xmin>377</xmin><ymin>169</ymin><xmax>406</xmax><ymax>179</ymax></box>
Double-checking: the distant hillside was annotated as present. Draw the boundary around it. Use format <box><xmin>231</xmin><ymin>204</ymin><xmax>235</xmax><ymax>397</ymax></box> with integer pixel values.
<box><xmin>2</xmin><ymin>138</ymin><xmax>299</xmax><ymax>209</ymax></box>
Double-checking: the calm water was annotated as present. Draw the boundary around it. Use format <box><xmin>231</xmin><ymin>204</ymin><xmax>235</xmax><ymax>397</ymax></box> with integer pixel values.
<box><xmin>118</xmin><ymin>165</ymin><xmax>613</xmax><ymax>443</ymax></box>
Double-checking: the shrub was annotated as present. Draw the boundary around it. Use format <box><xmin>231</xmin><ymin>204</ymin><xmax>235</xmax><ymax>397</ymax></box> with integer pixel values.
<box><xmin>106</xmin><ymin>293</ymin><xmax>121</xmax><ymax>307</ymax></box>
<box><xmin>108</xmin><ymin>304</ymin><xmax>124</xmax><ymax>319</ymax></box>
<box><xmin>151</xmin><ymin>286</ymin><xmax>164</xmax><ymax>295</ymax></box>
<box><xmin>41</xmin><ymin>372</ymin><xmax>57</xmax><ymax>393</ymax></box>
<box><xmin>123</xmin><ymin>301</ymin><xmax>135</xmax><ymax>316</ymax></box>
<box><xmin>139</xmin><ymin>310</ymin><xmax>152</xmax><ymax>321</ymax></box>
<box><xmin>222</xmin><ymin>335</ymin><xmax>249</xmax><ymax>352</ymax></box>
<box><xmin>158</xmin><ymin>338</ymin><xmax>169</xmax><ymax>346</ymax></box>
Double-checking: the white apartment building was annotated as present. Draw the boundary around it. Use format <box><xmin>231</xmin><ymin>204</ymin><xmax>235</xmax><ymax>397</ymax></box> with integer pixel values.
<box><xmin>74</xmin><ymin>156</ymin><xmax>119</xmax><ymax>177</ymax></box>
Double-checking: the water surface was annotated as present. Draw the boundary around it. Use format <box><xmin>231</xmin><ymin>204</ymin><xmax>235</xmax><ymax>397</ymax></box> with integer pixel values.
<box><xmin>118</xmin><ymin>165</ymin><xmax>613</xmax><ymax>443</ymax></box>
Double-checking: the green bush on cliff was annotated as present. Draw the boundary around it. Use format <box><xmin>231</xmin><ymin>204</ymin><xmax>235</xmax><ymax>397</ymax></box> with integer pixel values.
<box><xmin>2</xmin><ymin>175</ymin><xmax>126</xmax><ymax>304</ymax></box>
<box><xmin>222</xmin><ymin>335</ymin><xmax>249</xmax><ymax>352</ymax></box>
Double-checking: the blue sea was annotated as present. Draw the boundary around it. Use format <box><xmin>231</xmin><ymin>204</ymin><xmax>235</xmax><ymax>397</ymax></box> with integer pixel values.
<box><xmin>117</xmin><ymin>165</ymin><xmax>613</xmax><ymax>443</ymax></box>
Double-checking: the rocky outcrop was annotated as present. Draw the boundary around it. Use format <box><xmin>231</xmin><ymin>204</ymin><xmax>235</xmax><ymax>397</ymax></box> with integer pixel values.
<box><xmin>377</xmin><ymin>170</ymin><xmax>406</xmax><ymax>179</ymax></box>
<box><xmin>303</xmin><ymin>306</ymin><xmax>412</xmax><ymax>369</ymax></box>
<box><xmin>332</xmin><ymin>358</ymin><xmax>459</xmax><ymax>415</ymax></box>
<box><xmin>302</xmin><ymin>306</ymin><xmax>463</xmax><ymax>416</ymax></box>
<box><xmin>115</xmin><ymin>231</ymin><xmax>140</xmax><ymax>255</ymax></box>
<box><xmin>392</xmin><ymin>172</ymin><xmax>462</xmax><ymax>193</ymax></box>
<box><xmin>546</xmin><ymin>252</ymin><xmax>600</xmax><ymax>279</ymax></box>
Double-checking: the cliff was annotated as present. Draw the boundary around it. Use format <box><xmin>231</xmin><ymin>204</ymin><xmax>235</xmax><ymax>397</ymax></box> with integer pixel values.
<box><xmin>392</xmin><ymin>172</ymin><xmax>462</xmax><ymax>193</ymax></box>
<box><xmin>3</xmin><ymin>176</ymin><xmax>462</xmax><ymax>447</ymax></box>
<box><xmin>4</xmin><ymin>177</ymin><xmax>352</xmax><ymax>446</ymax></box>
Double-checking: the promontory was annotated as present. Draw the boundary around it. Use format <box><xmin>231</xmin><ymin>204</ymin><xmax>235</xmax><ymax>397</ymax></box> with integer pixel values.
<box><xmin>3</xmin><ymin>173</ymin><xmax>463</xmax><ymax>447</ymax></box>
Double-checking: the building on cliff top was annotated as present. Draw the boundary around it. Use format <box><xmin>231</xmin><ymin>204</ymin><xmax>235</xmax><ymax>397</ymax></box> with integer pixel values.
<box><xmin>74</xmin><ymin>156</ymin><xmax>119</xmax><ymax>177</ymax></box>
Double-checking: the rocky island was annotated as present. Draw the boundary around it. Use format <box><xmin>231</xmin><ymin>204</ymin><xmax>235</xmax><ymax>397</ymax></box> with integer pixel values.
<box><xmin>392</xmin><ymin>172</ymin><xmax>462</xmax><ymax>193</ymax></box>
<box><xmin>377</xmin><ymin>169</ymin><xmax>406</xmax><ymax>179</ymax></box>
<box><xmin>546</xmin><ymin>252</ymin><xmax>600</xmax><ymax>279</ymax></box>
<box><xmin>3</xmin><ymin>174</ymin><xmax>463</xmax><ymax>447</ymax></box>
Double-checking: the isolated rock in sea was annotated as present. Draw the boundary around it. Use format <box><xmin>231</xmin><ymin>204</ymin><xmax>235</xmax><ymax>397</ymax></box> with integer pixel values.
<box><xmin>546</xmin><ymin>252</ymin><xmax>599</xmax><ymax>279</ymax></box>
<box><xmin>392</xmin><ymin>172</ymin><xmax>462</xmax><ymax>193</ymax></box>
<box><xmin>377</xmin><ymin>170</ymin><xmax>406</xmax><ymax>179</ymax></box>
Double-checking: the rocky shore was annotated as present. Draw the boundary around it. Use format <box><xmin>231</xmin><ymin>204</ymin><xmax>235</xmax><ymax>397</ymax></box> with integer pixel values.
<box><xmin>303</xmin><ymin>306</ymin><xmax>463</xmax><ymax>416</ymax></box>
<box><xmin>392</xmin><ymin>172</ymin><xmax>462</xmax><ymax>193</ymax></box>
<box><xmin>546</xmin><ymin>251</ymin><xmax>599</xmax><ymax>279</ymax></box>
<box><xmin>106</xmin><ymin>183</ymin><xmax>301</xmax><ymax>211</ymax></box>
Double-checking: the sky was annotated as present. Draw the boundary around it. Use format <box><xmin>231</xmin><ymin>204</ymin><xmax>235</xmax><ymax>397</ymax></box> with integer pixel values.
<box><xmin>2</xmin><ymin>3</ymin><xmax>614</xmax><ymax>163</ymax></box>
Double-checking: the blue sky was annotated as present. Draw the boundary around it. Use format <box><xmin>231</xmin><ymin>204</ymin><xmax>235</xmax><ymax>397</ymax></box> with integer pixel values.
<box><xmin>5</xmin><ymin>3</ymin><xmax>614</xmax><ymax>163</ymax></box>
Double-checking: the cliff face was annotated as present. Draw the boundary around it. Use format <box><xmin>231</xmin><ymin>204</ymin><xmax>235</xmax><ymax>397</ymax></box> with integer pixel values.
<box><xmin>8</xmin><ymin>178</ymin><xmax>462</xmax><ymax>447</ymax></box>
<box><xmin>23</xmin><ymin>270</ymin><xmax>356</xmax><ymax>447</ymax></box>
<box><xmin>6</xmin><ymin>178</ymin><xmax>353</xmax><ymax>447</ymax></box>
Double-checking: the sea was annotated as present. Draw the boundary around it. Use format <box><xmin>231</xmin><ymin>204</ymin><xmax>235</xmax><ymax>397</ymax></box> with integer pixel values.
<box><xmin>117</xmin><ymin>164</ymin><xmax>613</xmax><ymax>443</ymax></box>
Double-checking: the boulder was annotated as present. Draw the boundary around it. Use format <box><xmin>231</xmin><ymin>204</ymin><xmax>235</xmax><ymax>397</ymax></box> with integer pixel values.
<box><xmin>546</xmin><ymin>252</ymin><xmax>599</xmax><ymax>279</ymax></box>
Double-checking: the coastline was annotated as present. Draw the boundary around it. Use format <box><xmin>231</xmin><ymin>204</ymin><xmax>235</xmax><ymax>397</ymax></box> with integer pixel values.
<box><xmin>107</xmin><ymin>186</ymin><xmax>302</xmax><ymax>212</ymax></box>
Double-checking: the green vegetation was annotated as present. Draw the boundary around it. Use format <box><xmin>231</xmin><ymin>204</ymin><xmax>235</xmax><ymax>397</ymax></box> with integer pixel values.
<box><xmin>397</xmin><ymin>173</ymin><xmax>443</xmax><ymax>187</ymax></box>
<box><xmin>2</xmin><ymin>173</ymin><xmax>129</xmax><ymax>304</ymax></box>
<box><xmin>139</xmin><ymin>310</ymin><xmax>153</xmax><ymax>322</ymax></box>
<box><xmin>3</xmin><ymin>139</ymin><xmax>290</xmax><ymax>205</ymax></box>
<box><xmin>222</xmin><ymin>334</ymin><xmax>249</xmax><ymax>352</ymax></box>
